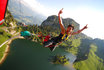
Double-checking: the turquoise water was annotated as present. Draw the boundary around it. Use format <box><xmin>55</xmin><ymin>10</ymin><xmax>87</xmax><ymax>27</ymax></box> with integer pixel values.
<box><xmin>0</xmin><ymin>39</ymin><xmax>76</xmax><ymax>70</ymax></box>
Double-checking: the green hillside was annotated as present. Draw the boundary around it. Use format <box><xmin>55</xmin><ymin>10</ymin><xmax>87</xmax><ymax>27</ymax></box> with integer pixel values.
<box><xmin>74</xmin><ymin>44</ymin><xmax>104</xmax><ymax>70</ymax></box>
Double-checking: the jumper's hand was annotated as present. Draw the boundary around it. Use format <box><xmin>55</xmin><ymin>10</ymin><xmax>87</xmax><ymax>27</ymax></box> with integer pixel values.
<box><xmin>58</xmin><ymin>8</ymin><xmax>63</xmax><ymax>15</ymax></box>
<box><xmin>83</xmin><ymin>24</ymin><xmax>88</xmax><ymax>29</ymax></box>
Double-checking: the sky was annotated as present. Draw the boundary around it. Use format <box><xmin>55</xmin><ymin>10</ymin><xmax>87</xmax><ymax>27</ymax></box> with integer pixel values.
<box><xmin>23</xmin><ymin>0</ymin><xmax>104</xmax><ymax>39</ymax></box>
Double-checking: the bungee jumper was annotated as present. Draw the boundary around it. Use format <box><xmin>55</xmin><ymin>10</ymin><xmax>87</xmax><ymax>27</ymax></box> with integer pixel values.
<box><xmin>43</xmin><ymin>8</ymin><xmax>88</xmax><ymax>51</ymax></box>
<box><xmin>20</xmin><ymin>9</ymin><xmax>88</xmax><ymax>52</ymax></box>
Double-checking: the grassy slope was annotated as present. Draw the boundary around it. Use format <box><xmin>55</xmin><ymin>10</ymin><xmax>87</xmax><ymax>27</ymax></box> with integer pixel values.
<box><xmin>60</xmin><ymin>38</ymin><xmax>81</xmax><ymax>55</ymax></box>
<box><xmin>0</xmin><ymin>29</ymin><xmax>10</xmax><ymax>60</ymax></box>
<box><xmin>0</xmin><ymin>44</ymin><xmax>7</xmax><ymax>60</ymax></box>
<box><xmin>0</xmin><ymin>35</ymin><xmax>9</xmax><ymax>61</ymax></box>
<box><xmin>67</xmin><ymin>38</ymin><xmax>81</xmax><ymax>55</ymax></box>
<box><xmin>74</xmin><ymin>44</ymin><xmax>104</xmax><ymax>70</ymax></box>
<box><xmin>0</xmin><ymin>35</ymin><xmax>9</xmax><ymax>45</ymax></box>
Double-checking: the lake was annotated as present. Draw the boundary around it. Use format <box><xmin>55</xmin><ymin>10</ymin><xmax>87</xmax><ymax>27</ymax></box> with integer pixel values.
<box><xmin>0</xmin><ymin>39</ymin><xmax>76</xmax><ymax>70</ymax></box>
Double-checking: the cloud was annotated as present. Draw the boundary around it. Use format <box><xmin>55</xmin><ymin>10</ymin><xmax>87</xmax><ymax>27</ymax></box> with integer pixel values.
<box><xmin>22</xmin><ymin>0</ymin><xmax>57</xmax><ymax>16</ymax></box>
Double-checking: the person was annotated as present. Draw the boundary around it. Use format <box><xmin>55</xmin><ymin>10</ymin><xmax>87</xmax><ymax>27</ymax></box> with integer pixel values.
<box><xmin>43</xmin><ymin>8</ymin><xmax>88</xmax><ymax>51</ymax></box>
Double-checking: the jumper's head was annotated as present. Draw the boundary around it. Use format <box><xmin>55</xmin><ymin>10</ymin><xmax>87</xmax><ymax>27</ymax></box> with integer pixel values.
<box><xmin>66</xmin><ymin>24</ymin><xmax>74</xmax><ymax>33</ymax></box>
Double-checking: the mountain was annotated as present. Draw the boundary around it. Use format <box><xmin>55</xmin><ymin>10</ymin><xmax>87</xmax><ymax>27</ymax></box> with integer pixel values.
<box><xmin>8</xmin><ymin>0</ymin><xmax>46</xmax><ymax>25</ymax></box>
<box><xmin>41</xmin><ymin>15</ymin><xmax>79</xmax><ymax>31</ymax></box>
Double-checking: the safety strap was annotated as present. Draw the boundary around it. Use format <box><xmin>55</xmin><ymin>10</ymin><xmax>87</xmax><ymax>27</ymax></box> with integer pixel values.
<box><xmin>61</xmin><ymin>33</ymin><xmax>70</xmax><ymax>41</ymax></box>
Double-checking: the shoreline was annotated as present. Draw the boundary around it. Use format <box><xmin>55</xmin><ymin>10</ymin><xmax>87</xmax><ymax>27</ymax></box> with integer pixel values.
<box><xmin>0</xmin><ymin>36</ymin><xmax>24</xmax><ymax>65</ymax></box>
<box><xmin>0</xmin><ymin>40</ymin><xmax>11</xmax><ymax>65</ymax></box>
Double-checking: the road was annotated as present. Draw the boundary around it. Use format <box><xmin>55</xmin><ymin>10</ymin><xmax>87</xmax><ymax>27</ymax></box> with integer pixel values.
<box><xmin>0</xmin><ymin>35</ymin><xmax>23</xmax><ymax>48</ymax></box>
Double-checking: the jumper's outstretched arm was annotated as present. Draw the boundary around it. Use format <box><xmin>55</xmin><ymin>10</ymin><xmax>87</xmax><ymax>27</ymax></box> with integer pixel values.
<box><xmin>72</xmin><ymin>24</ymin><xmax>88</xmax><ymax>35</ymax></box>
<box><xmin>58</xmin><ymin>8</ymin><xmax>65</xmax><ymax>34</ymax></box>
